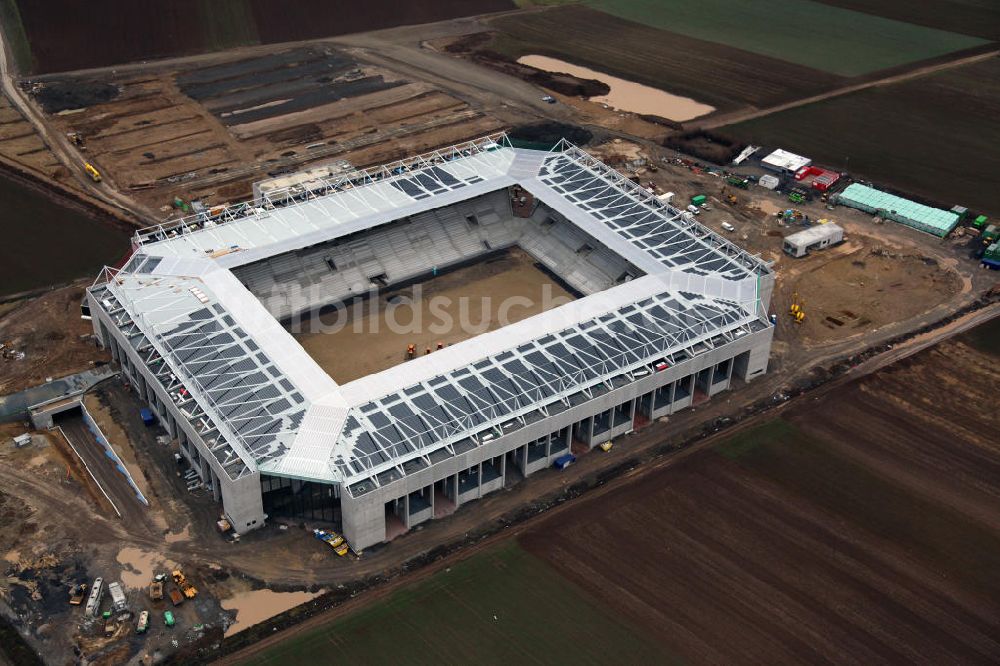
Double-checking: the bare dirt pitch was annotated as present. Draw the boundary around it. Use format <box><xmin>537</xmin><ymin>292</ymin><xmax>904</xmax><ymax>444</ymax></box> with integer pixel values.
<box><xmin>293</xmin><ymin>248</ymin><xmax>576</xmax><ymax>383</ymax></box>
<box><xmin>519</xmin><ymin>329</ymin><xmax>1000</xmax><ymax>665</ymax></box>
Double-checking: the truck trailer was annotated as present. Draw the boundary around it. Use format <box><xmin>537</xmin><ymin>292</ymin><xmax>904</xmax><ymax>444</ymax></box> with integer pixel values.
<box><xmin>85</xmin><ymin>577</ymin><xmax>104</xmax><ymax>617</ymax></box>
<box><xmin>107</xmin><ymin>581</ymin><xmax>127</xmax><ymax>612</ymax></box>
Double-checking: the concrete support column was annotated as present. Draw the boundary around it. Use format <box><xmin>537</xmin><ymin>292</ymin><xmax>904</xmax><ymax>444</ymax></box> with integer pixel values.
<box><xmin>403</xmin><ymin>494</ymin><xmax>411</xmax><ymax>529</ymax></box>
<box><xmin>500</xmin><ymin>453</ymin><xmax>506</xmax><ymax>485</ymax></box>
<box><xmin>199</xmin><ymin>455</ymin><xmax>210</xmax><ymax>485</ymax></box>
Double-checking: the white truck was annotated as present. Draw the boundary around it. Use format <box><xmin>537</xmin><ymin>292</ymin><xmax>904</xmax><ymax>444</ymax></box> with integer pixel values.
<box><xmin>107</xmin><ymin>581</ymin><xmax>127</xmax><ymax>613</ymax></box>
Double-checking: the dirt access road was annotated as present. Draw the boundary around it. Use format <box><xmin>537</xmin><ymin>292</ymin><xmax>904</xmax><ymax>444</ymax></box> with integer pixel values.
<box><xmin>54</xmin><ymin>409</ymin><xmax>148</xmax><ymax>524</ymax></box>
<box><xmin>0</xmin><ymin>24</ymin><xmax>154</xmax><ymax>222</ymax></box>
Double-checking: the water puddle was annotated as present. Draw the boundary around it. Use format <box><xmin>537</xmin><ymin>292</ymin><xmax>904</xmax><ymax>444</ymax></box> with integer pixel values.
<box><xmin>221</xmin><ymin>589</ymin><xmax>323</xmax><ymax>637</ymax></box>
<box><xmin>518</xmin><ymin>54</ymin><xmax>714</xmax><ymax>121</ymax></box>
<box><xmin>116</xmin><ymin>547</ymin><xmax>176</xmax><ymax>589</ymax></box>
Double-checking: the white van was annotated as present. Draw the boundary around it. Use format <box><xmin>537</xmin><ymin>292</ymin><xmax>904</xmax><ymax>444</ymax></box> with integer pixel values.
<box><xmin>686</xmin><ymin>204</ymin><xmax>700</xmax><ymax>215</ymax></box>
<box><xmin>721</xmin><ymin>222</ymin><xmax>735</xmax><ymax>233</ymax></box>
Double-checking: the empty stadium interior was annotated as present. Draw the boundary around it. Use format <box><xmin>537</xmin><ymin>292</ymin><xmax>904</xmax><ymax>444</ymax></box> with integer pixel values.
<box><xmin>232</xmin><ymin>187</ymin><xmax>643</xmax><ymax>383</ymax></box>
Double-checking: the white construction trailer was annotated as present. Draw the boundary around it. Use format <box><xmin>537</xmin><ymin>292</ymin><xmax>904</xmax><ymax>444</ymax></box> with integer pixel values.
<box><xmin>783</xmin><ymin>224</ymin><xmax>844</xmax><ymax>258</ymax></box>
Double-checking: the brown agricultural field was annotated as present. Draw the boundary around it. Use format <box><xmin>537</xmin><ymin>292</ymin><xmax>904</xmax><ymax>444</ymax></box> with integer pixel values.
<box><xmin>13</xmin><ymin>0</ymin><xmax>514</xmax><ymax>74</ymax></box>
<box><xmin>519</xmin><ymin>328</ymin><xmax>1000</xmax><ymax>664</ymax></box>
<box><xmin>468</xmin><ymin>5</ymin><xmax>846</xmax><ymax>115</ymax></box>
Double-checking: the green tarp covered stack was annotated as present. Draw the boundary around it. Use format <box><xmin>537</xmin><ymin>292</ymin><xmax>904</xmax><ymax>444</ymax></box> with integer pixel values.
<box><xmin>834</xmin><ymin>183</ymin><xmax>960</xmax><ymax>237</ymax></box>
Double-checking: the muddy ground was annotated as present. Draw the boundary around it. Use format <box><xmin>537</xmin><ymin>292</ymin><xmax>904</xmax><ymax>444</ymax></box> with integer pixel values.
<box><xmin>0</xmin><ymin>284</ymin><xmax>109</xmax><ymax>395</ymax></box>
<box><xmin>294</xmin><ymin>247</ymin><xmax>576</xmax><ymax>383</ymax></box>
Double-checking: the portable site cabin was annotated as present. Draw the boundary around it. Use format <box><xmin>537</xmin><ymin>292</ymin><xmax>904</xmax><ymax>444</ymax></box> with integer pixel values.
<box><xmin>783</xmin><ymin>223</ymin><xmax>844</xmax><ymax>258</ymax></box>
<box><xmin>758</xmin><ymin>174</ymin><xmax>780</xmax><ymax>190</ymax></box>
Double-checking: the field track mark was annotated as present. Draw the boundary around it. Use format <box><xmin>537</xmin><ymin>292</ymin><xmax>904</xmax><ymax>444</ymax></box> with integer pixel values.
<box><xmin>95</xmin><ymin>114</ymin><xmax>201</xmax><ymax>140</ymax></box>
<box><xmin>107</xmin><ymin>129</ymin><xmax>215</xmax><ymax>156</ymax></box>
<box><xmin>698</xmin><ymin>48</ymin><xmax>1000</xmax><ymax>129</ymax></box>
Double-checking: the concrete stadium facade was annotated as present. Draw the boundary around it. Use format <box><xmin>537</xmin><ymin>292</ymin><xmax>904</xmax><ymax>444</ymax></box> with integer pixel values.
<box><xmin>87</xmin><ymin>135</ymin><xmax>774</xmax><ymax>551</ymax></box>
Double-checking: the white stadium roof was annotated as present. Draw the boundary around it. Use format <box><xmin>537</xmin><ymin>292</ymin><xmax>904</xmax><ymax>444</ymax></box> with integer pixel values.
<box><xmin>91</xmin><ymin>135</ymin><xmax>771</xmax><ymax>491</ymax></box>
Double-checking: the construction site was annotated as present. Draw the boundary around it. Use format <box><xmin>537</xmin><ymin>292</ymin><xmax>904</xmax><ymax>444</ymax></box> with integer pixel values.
<box><xmin>0</xmin><ymin>4</ymin><xmax>998</xmax><ymax>666</ymax></box>
<box><xmin>32</xmin><ymin>46</ymin><xmax>506</xmax><ymax>217</ymax></box>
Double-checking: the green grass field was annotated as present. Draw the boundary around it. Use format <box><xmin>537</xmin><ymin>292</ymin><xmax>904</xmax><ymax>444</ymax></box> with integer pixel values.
<box><xmin>585</xmin><ymin>0</ymin><xmax>988</xmax><ymax>76</ymax></box>
<box><xmin>239</xmin><ymin>542</ymin><xmax>667</xmax><ymax>665</ymax></box>
<box><xmin>196</xmin><ymin>0</ymin><xmax>260</xmax><ymax>52</ymax></box>
<box><xmin>722</xmin><ymin>56</ymin><xmax>1000</xmax><ymax>215</ymax></box>
<box><xmin>0</xmin><ymin>0</ymin><xmax>33</xmax><ymax>73</ymax></box>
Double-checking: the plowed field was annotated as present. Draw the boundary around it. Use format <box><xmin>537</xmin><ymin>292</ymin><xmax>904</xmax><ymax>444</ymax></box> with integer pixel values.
<box><xmin>13</xmin><ymin>0</ymin><xmax>513</xmax><ymax>74</ymax></box>
<box><xmin>521</xmin><ymin>331</ymin><xmax>1000</xmax><ymax>663</ymax></box>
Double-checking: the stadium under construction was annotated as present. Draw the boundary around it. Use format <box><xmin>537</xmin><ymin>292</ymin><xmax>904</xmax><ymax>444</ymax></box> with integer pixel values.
<box><xmin>86</xmin><ymin>135</ymin><xmax>775</xmax><ymax>551</ymax></box>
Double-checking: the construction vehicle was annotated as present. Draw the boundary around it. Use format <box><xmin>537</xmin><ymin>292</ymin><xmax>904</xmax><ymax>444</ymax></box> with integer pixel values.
<box><xmin>164</xmin><ymin>610</ymin><xmax>175</xmax><ymax>627</ymax></box>
<box><xmin>691</xmin><ymin>194</ymin><xmax>707</xmax><ymax>206</ymax></box>
<box><xmin>313</xmin><ymin>529</ymin><xmax>350</xmax><ymax>556</ymax></box>
<box><xmin>107</xmin><ymin>581</ymin><xmax>127</xmax><ymax>612</ymax></box>
<box><xmin>137</xmin><ymin>611</ymin><xmax>149</xmax><ymax>634</ymax></box>
<box><xmin>104</xmin><ymin>618</ymin><xmax>116</xmax><ymax>637</ymax></box>
<box><xmin>168</xmin><ymin>588</ymin><xmax>184</xmax><ymax>606</ymax></box>
<box><xmin>725</xmin><ymin>175</ymin><xmax>749</xmax><ymax>189</ymax></box>
<box><xmin>727</xmin><ymin>193</ymin><xmax>738</xmax><ymax>205</ymax></box>
<box><xmin>149</xmin><ymin>579</ymin><xmax>163</xmax><ymax>601</ymax></box>
<box><xmin>172</xmin><ymin>570</ymin><xmax>198</xmax><ymax>599</ymax></box>
<box><xmin>83</xmin><ymin>162</ymin><xmax>102</xmax><ymax>182</ymax></box>
<box><xmin>982</xmin><ymin>224</ymin><xmax>1000</xmax><ymax>245</ymax></box>
<box><xmin>69</xmin><ymin>583</ymin><xmax>88</xmax><ymax>606</ymax></box>
<box><xmin>982</xmin><ymin>242</ymin><xmax>1000</xmax><ymax>270</ymax></box>
<box><xmin>788</xmin><ymin>189</ymin><xmax>806</xmax><ymax>204</ymax></box>
<box><xmin>599</xmin><ymin>441</ymin><xmax>614</xmax><ymax>452</ymax></box>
